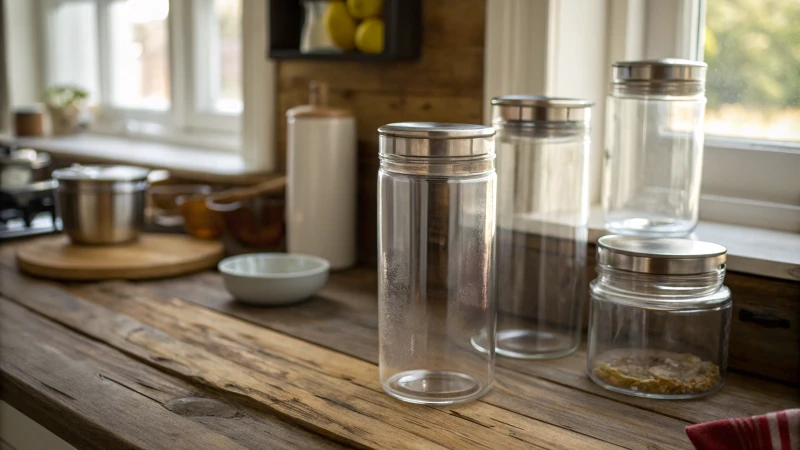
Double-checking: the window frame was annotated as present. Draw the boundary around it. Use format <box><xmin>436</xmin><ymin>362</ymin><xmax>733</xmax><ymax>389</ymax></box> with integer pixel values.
<box><xmin>39</xmin><ymin>0</ymin><xmax>242</xmax><ymax>147</ymax></box>
<box><xmin>645</xmin><ymin>0</ymin><xmax>799</xmax><ymax>232</ymax></box>
<box><xmin>484</xmin><ymin>0</ymin><xmax>799</xmax><ymax>233</ymax></box>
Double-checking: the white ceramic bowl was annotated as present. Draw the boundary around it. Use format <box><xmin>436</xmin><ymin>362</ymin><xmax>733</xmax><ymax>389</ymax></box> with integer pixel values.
<box><xmin>218</xmin><ymin>253</ymin><xmax>330</xmax><ymax>305</ymax></box>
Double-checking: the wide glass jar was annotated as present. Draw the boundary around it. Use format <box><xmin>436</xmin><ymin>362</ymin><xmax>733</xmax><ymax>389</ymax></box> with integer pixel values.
<box><xmin>603</xmin><ymin>59</ymin><xmax>707</xmax><ymax>237</ymax></box>
<box><xmin>377</xmin><ymin>122</ymin><xmax>497</xmax><ymax>405</ymax></box>
<box><xmin>587</xmin><ymin>235</ymin><xmax>731</xmax><ymax>399</ymax></box>
<box><xmin>473</xmin><ymin>95</ymin><xmax>592</xmax><ymax>359</ymax></box>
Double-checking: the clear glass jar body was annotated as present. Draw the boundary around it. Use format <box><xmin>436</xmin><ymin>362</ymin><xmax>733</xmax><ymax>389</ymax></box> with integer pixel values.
<box><xmin>378</xmin><ymin>157</ymin><xmax>497</xmax><ymax>404</ymax></box>
<box><xmin>477</xmin><ymin>126</ymin><xmax>589</xmax><ymax>359</ymax></box>
<box><xmin>603</xmin><ymin>92</ymin><xmax>706</xmax><ymax>236</ymax></box>
<box><xmin>587</xmin><ymin>264</ymin><xmax>731</xmax><ymax>399</ymax></box>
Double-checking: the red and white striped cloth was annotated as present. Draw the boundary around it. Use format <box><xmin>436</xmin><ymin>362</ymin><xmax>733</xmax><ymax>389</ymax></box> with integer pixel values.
<box><xmin>686</xmin><ymin>409</ymin><xmax>800</xmax><ymax>450</ymax></box>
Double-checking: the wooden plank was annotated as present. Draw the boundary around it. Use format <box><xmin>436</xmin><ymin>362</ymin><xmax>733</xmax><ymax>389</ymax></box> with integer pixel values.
<box><xmin>0</xmin><ymin>269</ymin><xmax>619</xmax><ymax>450</ymax></box>
<box><xmin>140</xmin><ymin>268</ymin><xmax>800</xmax><ymax>424</ymax></box>
<box><xmin>69</xmin><ymin>280</ymin><xmax>698</xmax><ymax>450</ymax></box>
<box><xmin>0</xmin><ymin>297</ymin><xmax>345</xmax><ymax>450</ymax></box>
<box><xmin>0</xmin><ymin>241</ymin><xmax>797</xmax><ymax>448</ymax></box>
<box><xmin>3</xmin><ymin>298</ymin><xmax>274</xmax><ymax>450</ymax></box>
<box><xmin>2</xmin><ymin>269</ymin><xmax>692</xmax><ymax>449</ymax></box>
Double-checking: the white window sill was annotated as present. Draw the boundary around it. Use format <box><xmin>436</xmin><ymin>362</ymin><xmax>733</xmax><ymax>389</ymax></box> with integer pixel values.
<box><xmin>8</xmin><ymin>134</ymin><xmax>273</xmax><ymax>184</ymax></box>
<box><xmin>587</xmin><ymin>206</ymin><xmax>800</xmax><ymax>281</ymax></box>
<box><xmin>89</xmin><ymin>120</ymin><xmax>242</xmax><ymax>153</ymax></box>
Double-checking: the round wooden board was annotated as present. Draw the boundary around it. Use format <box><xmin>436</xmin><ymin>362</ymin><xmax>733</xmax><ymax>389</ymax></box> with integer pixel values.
<box><xmin>16</xmin><ymin>233</ymin><xmax>225</xmax><ymax>281</ymax></box>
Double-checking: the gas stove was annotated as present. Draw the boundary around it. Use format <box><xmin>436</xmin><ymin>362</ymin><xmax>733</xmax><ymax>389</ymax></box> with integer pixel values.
<box><xmin>0</xmin><ymin>180</ymin><xmax>61</xmax><ymax>241</ymax></box>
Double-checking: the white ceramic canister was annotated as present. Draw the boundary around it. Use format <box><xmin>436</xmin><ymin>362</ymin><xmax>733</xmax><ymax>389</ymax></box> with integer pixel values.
<box><xmin>286</xmin><ymin>82</ymin><xmax>357</xmax><ymax>269</ymax></box>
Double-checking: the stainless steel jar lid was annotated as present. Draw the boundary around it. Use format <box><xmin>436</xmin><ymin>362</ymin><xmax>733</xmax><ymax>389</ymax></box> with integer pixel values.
<box><xmin>597</xmin><ymin>235</ymin><xmax>727</xmax><ymax>275</ymax></box>
<box><xmin>491</xmin><ymin>96</ymin><xmax>593</xmax><ymax>125</ymax></box>
<box><xmin>378</xmin><ymin>122</ymin><xmax>495</xmax><ymax>157</ymax></box>
<box><xmin>611</xmin><ymin>59</ymin><xmax>707</xmax><ymax>96</ymax></box>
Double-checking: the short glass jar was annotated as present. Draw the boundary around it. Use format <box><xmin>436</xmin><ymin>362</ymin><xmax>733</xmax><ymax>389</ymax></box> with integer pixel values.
<box><xmin>587</xmin><ymin>235</ymin><xmax>731</xmax><ymax>399</ymax></box>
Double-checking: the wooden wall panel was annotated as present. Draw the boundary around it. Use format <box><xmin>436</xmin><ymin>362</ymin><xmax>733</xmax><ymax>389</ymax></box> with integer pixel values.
<box><xmin>276</xmin><ymin>0</ymin><xmax>486</xmax><ymax>264</ymax></box>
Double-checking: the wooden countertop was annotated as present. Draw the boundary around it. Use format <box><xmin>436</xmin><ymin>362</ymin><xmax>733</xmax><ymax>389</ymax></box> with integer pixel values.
<box><xmin>0</xmin><ymin>242</ymin><xmax>798</xmax><ymax>449</ymax></box>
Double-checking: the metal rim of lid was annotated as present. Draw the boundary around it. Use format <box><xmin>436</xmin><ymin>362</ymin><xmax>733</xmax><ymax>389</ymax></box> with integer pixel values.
<box><xmin>491</xmin><ymin>95</ymin><xmax>593</xmax><ymax>125</ymax></box>
<box><xmin>491</xmin><ymin>95</ymin><xmax>594</xmax><ymax>108</ymax></box>
<box><xmin>52</xmin><ymin>164</ymin><xmax>151</xmax><ymax>182</ymax></box>
<box><xmin>612</xmin><ymin>58</ymin><xmax>707</xmax><ymax>83</ymax></box>
<box><xmin>378</xmin><ymin>122</ymin><xmax>496</xmax><ymax>140</ymax></box>
<box><xmin>597</xmin><ymin>235</ymin><xmax>727</xmax><ymax>275</ymax></box>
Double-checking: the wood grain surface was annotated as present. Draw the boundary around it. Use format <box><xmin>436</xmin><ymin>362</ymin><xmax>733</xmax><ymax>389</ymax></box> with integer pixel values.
<box><xmin>0</xmin><ymin>299</ymin><xmax>343</xmax><ymax>450</ymax></box>
<box><xmin>15</xmin><ymin>234</ymin><xmax>224</xmax><ymax>281</ymax></box>
<box><xmin>0</xmin><ymin>240</ymin><xmax>797</xmax><ymax>450</ymax></box>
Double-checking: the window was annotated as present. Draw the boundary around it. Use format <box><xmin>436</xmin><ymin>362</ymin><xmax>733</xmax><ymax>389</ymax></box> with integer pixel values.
<box><xmin>703</xmin><ymin>0</ymin><xmax>800</xmax><ymax>143</ymax></box>
<box><xmin>484</xmin><ymin>0</ymin><xmax>799</xmax><ymax>233</ymax></box>
<box><xmin>41</xmin><ymin>0</ymin><xmax>243</xmax><ymax>141</ymax></box>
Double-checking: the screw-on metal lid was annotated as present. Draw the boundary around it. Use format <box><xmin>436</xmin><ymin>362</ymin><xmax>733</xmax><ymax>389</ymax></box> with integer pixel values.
<box><xmin>378</xmin><ymin>122</ymin><xmax>495</xmax><ymax>157</ymax></box>
<box><xmin>491</xmin><ymin>95</ymin><xmax>593</xmax><ymax>125</ymax></box>
<box><xmin>611</xmin><ymin>59</ymin><xmax>707</xmax><ymax>96</ymax></box>
<box><xmin>597</xmin><ymin>235</ymin><xmax>727</xmax><ymax>275</ymax></box>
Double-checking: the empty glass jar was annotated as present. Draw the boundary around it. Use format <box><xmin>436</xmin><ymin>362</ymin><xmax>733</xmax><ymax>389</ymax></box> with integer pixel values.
<box><xmin>587</xmin><ymin>235</ymin><xmax>731</xmax><ymax>399</ymax></box>
<box><xmin>473</xmin><ymin>96</ymin><xmax>592</xmax><ymax>359</ymax></box>
<box><xmin>378</xmin><ymin>122</ymin><xmax>497</xmax><ymax>404</ymax></box>
<box><xmin>603</xmin><ymin>59</ymin><xmax>707</xmax><ymax>237</ymax></box>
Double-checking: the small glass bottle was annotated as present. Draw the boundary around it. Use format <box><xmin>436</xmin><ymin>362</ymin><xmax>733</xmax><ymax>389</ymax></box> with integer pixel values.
<box><xmin>603</xmin><ymin>59</ymin><xmax>707</xmax><ymax>237</ymax></box>
<box><xmin>474</xmin><ymin>96</ymin><xmax>592</xmax><ymax>359</ymax></box>
<box><xmin>378</xmin><ymin>122</ymin><xmax>497</xmax><ymax>405</ymax></box>
<box><xmin>587</xmin><ymin>235</ymin><xmax>731</xmax><ymax>399</ymax></box>
<box><xmin>300</xmin><ymin>0</ymin><xmax>341</xmax><ymax>54</ymax></box>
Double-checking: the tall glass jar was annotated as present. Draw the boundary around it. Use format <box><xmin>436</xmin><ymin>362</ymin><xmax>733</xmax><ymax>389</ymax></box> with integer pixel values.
<box><xmin>378</xmin><ymin>122</ymin><xmax>497</xmax><ymax>405</ymax></box>
<box><xmin>587</xmin><ymin>235</ymin><xmax>731</xmax><ymax>399</ymax></box>
<box><xmin>473</xmin><ymin>96</ymin><xmax>592</xmax><ymax>359</ymax></box>
<box><xmin>603</xmin><ymin>59</ymin><xmax>707</xmax><ymax>237</ymax></box>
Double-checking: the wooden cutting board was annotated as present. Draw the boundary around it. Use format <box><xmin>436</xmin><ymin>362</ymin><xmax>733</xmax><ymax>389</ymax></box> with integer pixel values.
<box><xmin>16</xmin><ymin>233</ymin><xmax>224</xmax><ymax>281</ymax></box>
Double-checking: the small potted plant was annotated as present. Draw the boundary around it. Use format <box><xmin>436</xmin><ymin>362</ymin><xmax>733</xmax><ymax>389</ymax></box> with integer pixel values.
<box><xmin>45</xmin><ymin>84</ymin><xmax>90</xmax><ymax>135</ymax></box>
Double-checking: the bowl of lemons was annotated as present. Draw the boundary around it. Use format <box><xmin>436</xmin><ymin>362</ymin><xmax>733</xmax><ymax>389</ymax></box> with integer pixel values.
<box><xmin>323</xmin><ymin>0</ymin><xmax>385</xmax><ymax>54</ymax></box>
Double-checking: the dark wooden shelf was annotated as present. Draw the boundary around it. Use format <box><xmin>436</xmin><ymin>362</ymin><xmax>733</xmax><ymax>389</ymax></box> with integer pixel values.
<box><xmin>268</xmin><ymin>0</ymin><xmax>421</xmax><ymax>62</ymax></box>
<box><xmin>268</xmin><ymin>49</ymin><xmax>415</xmax><ymax>62</ymax></box>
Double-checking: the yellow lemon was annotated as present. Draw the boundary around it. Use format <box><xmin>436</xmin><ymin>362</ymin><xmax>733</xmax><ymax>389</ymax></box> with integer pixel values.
<box><xmin>355</xmin><ymin>18</ymin><xmax>384</xmax><ymax>54</ymax></box>
<box><xmin>323</xmin><ymin>2</ymin><xmax>356</xmax><ymax>51</ymax></box>
<box><xmin>347</xmin><ymin>0</ymin><xmax>383</xmax><ymax>19</ymax></box>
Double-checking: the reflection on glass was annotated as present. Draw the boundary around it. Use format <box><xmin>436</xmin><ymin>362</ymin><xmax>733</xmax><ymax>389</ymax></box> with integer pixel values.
<box><xmin>704</xmin><ymin>0</ymin><xmax>800</xmax><ymax>141</ymax></box>
<box><xmin>108</xmin><ymin>0</ymin><xmax>170</xmax><ymax>110</ymax></box>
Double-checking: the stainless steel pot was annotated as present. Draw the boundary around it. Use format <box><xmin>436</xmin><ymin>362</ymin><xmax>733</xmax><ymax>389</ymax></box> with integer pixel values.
<box><xmin>53</xmin><ymin>165</ymin><xmax>150</xmax><ymax>244</ymax></box>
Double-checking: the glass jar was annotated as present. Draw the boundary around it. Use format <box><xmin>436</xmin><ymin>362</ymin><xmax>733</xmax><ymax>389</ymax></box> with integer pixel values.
<box><xmin>473</xmin><ymin>96</ymin><xmax>592</xmax><ymax>359</ymax></box>
<box><xmin>300</xmin><ymin>0</ymin><xmax>341</xmax><ymax>54</ymax></box>
<box><xmin>587</xmin><ymin>235</ymin><xmax>731</xmax><ymax>399</ymax></box>
<box><xmin>603</xmin><ymin>59</ymin><xmax>707</xmax><ymax>237</ymax></box>
<box><xmin>378</xmin><ymin>122</ymin><xmax>497</xmax><ymax>405</ymax></box>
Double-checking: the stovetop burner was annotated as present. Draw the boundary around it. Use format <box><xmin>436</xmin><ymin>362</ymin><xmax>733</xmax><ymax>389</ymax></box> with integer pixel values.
<box><xmin>0</xmin><ymin>179</ymin><xmax>61</xmax><ymax>240</ymax></box>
